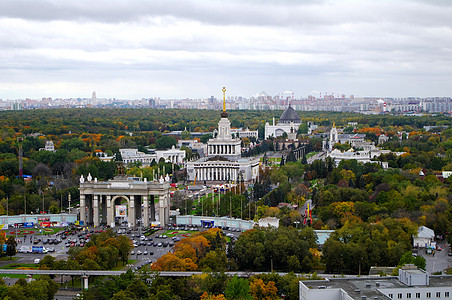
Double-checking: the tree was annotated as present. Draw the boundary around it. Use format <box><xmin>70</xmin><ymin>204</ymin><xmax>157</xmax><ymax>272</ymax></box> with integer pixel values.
<box><xmin>117</xmin><ymin>235</ymin><xmax>133</xmax><ymax>266</ymax></box>
<box><xmin>249</xmin><ymin>278</ymin><xmax>278</xmax><ymax>300</ymax></box>
<box><xmin>5</xmin><ymin>237</ymin><xmax>16</xmax><ymax>259</ymax></box>
<box><xmin>156</xmin><ymin>136</ymin><xmax>177</xmax><ymax>149</ymax></box>
<box><xmin>398</xmin><ymin>251</ymin><xmax>426</xmax><ymax>270</ymax></box>
<box><xmin>224</xmin><ymin>276</ymin><xmax>252</xmax><ymax>300</ymax></box>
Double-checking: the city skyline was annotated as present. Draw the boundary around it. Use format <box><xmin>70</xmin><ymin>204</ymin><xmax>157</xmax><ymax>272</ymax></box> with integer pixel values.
<box><xmin>1</xmin><ymin>0</ymin><xmax>452</xmax><ymax>99</ymax></box>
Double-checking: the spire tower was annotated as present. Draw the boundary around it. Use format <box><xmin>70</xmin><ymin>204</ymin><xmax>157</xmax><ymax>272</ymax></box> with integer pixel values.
<box><xmin>221</xmin><ymin>86</ymin><xmax>228</xmax><ymax>118</ymax></box>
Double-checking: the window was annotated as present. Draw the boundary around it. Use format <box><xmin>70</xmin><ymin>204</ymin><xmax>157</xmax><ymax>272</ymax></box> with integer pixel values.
<box><xmin>407</xmin><ymin>293</ymin><xmax>411</xmax><ymax>298</ymax></box>
<box><xmin>398</xmin><ymin>294</ymin><xmax>403</xmax><ymax>299</ymax></box>
<box><xmin>427</xmin><ymin>292</ymin><xmax>431</xmax><ymax>298</ymax></box>
<box><xmin>437</xmin><ymin>292</ymin><xmax>441</xmax><ymax>298</ymax></box>
<box><xmin>389</xmin><ymin>294</ymin><xmax>393</xmax><ymax>299</ymax></box>
<box><xmin>446</xmin><ymin>292</ymin><xmax>450</xmax><ymax>297</ymax></box>
<box><xmin>416</xmin><ymin>293</ymin><xmax>421</xmax><ymax>298</ymax></box>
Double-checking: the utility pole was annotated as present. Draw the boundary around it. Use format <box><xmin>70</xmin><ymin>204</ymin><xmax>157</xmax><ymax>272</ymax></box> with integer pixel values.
<box><xmin>68</xmin><ymin>193</ymin><xmax>71</xmax><ymax>213</ymax></box>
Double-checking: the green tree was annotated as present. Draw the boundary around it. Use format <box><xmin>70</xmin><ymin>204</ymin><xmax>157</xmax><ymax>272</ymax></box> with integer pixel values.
<box><xmin>5</xmin><ymin>237</ymin><xmax>16</xmax><ymax>259</ymax></box>
<box><xmin>156</xmin><ymin>136</ymin><xmax>177</xmax><ymax>149</ymax></box>
<box><xmin>224</xmin><ymin>276</ymin><xmax>252</xmax><ymax>300</ymax></box>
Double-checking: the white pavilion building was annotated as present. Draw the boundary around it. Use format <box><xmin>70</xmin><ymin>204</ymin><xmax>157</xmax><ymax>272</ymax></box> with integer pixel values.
<box><xmin>186</xmin><ymin>88</ymin><xmax>259</xmax><ymax>183</ymax></box>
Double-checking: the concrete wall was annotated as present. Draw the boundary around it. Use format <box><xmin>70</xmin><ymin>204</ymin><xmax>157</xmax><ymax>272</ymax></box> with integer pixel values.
<box><xmin>176</xmin><ymin>215</ymin><xmax>254</xmax><ymax>230</ymax></box>
<box><xmin>299</xmin><ymin>281</ymin><xmax>353</xmax><ymax>300</ymax></box>
<box><xmin>379</xmin><ymin>287</ymin><xmax>452</xmax><ymax>300</ymax></box>
<box><xmin>0</xmin><ymin>214</ymin><xmax>77</xmax><ymax>226</ymax></box>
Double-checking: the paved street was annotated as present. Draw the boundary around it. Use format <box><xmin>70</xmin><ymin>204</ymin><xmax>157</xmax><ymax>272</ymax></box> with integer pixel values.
<box><xmin>419</xmin><ymin>241</ymin><xmax>452</xmax><ymax>274</ymax></box>
<box><xmin>307</xmin><ymin>151</ymin><xmax>326</xmax><ymax>164</ymax></box>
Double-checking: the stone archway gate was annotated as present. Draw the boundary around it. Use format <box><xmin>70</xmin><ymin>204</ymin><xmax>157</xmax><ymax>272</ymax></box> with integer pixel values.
<box><xmin>79</xmin><ymin>175</ymin><xmax>170</xmax><ymax>227</ymax></box>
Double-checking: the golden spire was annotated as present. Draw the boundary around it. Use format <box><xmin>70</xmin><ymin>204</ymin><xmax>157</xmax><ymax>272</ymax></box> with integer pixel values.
<box><xmin>221</xmin><ymin>86</ymin><xmax>228</xmax><ymax>118</ymax></box>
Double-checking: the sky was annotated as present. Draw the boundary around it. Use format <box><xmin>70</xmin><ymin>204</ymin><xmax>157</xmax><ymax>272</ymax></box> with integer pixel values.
<box><xmin>1</xmin><ymin>0</ymin><xmax>451</xmax><ymax>100</ymax></box>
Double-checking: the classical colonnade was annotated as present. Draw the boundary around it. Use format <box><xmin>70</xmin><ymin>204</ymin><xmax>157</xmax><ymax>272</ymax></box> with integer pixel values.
<box><xmin>79</xmin><ymin>175</ymin><xmax>170</xmax><ymax>227</ymax></box>
<box><xmin>195</xmin><ymin>166</ymin><xmax>241</xmax><ymax>182</ymax></box>
<box><xmin>208</xmin><ymin>144</ymin><xmax>237</xmax><ymax>156</ymax></box>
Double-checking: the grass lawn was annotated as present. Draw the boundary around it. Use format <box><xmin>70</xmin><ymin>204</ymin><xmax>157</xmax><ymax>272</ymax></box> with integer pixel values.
<box><xmin>111</xmin><ymin>259</ymin><xmax>137</xmax><ymax>271</ymax></box>
<box><xmin>4</xmin><ymin>227</ymin><xmax>64</xmax><ymax>238</ymax></box>
<box><xmin>164</xmin><ymin>230</ymin><xmax>192</xmax><ymax>237</ymax></box>
<box><xmin>0</xmin><ymin>257</ymin><xmax>18</xmax><ymax>262</ymax></box>
<box><xmin>306</xmin><ymin>152</ymin><xmax>316</xmax><ymax>159</ymax></box>
<box><xmin>0</xmin><ymin>274</ymin><xmax>40</xmax><ymax>279</ymax></box>
<box><xmin>0</xmin><ymin>263</ymin><xmax>38</xmax><ymax>270</ymax></box>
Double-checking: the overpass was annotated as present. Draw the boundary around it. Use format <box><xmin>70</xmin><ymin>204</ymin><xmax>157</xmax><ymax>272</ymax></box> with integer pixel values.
<box><xmin>0</xmin><ymin>269</ymin><xmax>370</xmax><ymax>289</ymax></box>
<box><xmin>0</xmin><ymin>269</ymin><xmax>293</xmax><ymax>289</ymax></box>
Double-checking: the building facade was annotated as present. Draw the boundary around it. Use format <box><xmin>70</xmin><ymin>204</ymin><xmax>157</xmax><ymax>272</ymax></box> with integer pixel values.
<box><xmin>265</xmin><ymin>105</ymin><xmax>302</xmax><ymax>139</ymax></box>
<box><xmin>79</xmin><ymin>174</ymin><xmax>170</xmax><ymax>227</ymax></box>
<box><xmin>186</xmin><ymin>94</ymin><xmax>259</xmax><ymax>183</ymax></box>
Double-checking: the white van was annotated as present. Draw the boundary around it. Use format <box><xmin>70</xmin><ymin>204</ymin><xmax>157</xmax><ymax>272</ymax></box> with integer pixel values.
<box><xmin>34</xmin><ymin>258</ymin><xmax>41</xmax><ymax>264</ymax></box>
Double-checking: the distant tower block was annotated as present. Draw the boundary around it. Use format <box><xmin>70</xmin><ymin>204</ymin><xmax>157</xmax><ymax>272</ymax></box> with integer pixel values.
<box><xmin>92</xmin><ymin>91</ymin><xmax>97</xmax><ymax>105</ymax></box>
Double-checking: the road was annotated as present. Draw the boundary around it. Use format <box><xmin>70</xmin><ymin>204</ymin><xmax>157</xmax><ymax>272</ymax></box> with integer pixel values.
<box><xmin>307</xmin><ymin>151</ymin><xmax>326</xmax><ymax>164</ymax></box>
<box><xmin>419</xmin><ymin>241</ymin><xmax>452</xmax><ymax>274</ymax></box>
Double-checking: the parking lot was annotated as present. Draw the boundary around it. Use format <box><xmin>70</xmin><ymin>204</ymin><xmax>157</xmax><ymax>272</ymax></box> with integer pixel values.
<box><xmin>2</xmin><ymin>223</ymin><xmax>244</xmax><ymax>273</ymax></box>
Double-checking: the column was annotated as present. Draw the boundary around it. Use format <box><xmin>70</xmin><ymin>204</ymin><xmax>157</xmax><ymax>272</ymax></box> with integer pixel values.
<box><xmin>159</xmin><ymin>194</ymin><xmax>169</xmax><ymax>227</ymax></box>
<box><xmin>101</xmin><ymin>196</ymin><xmax>107</xmax><ymax>225</ymax></box>
<box><xmin>128</xmin><ymin>195</ymin><xmax>135</xmax><ymax>227</ymax></box>
<box><xmin>150</xmin><ymin>195</ymin><xmax>156</xmax><ymax>221</ymax></box>
<box><xmin>80</xmin><ymin>193</ymin><xmax>86</xmax><ymax>225</ymax></box>
<box><xmin>87</xmin><ymin>197</ymin><xmax>93</xmax><ymax>225</ymax></box>
<box><xmin>93</xmin><ymin>195</ymin><xmax>99</xmax><ymax>227</ymax></box>
<box><xmin>143</xmin><ymin>194</ymin><xmax>149</xmax><ymax>227</ymax></box>
<box><xmin>106</xmin><ymin>195</ymin><xmax>113</xmax><ymax>227</ymax></box>
<box><xmin>83</xmin><ymin>276</ymin><xmax>89</xmax><ymax>289</ymax></box>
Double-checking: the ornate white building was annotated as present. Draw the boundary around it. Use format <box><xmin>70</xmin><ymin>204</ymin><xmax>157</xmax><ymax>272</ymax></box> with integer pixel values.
<box><xmin>265</xmin><ymin>105</ymin><xmax>302</xmax><ymax>139</ymax></box>
<box><xmin>186</xmin><ymin>88</ymin><xmax>259</xmax><ymax>183</ymax></box>
<box><xmin>39</xmin><ymin>140</ymin><xmax>56</xmax><ymax>152</ymax></box>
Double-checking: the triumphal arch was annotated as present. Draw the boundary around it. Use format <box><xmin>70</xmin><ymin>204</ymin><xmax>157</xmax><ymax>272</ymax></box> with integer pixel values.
<box><xmin>79</xmin><ymin>174</ymin><xmax>170</xmax><ymax>227</ymax></box>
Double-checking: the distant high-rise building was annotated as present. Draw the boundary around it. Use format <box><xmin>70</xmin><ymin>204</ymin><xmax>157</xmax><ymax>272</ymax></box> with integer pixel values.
<box><xmin>92</xmin><ymin>91</ymin><xmax>97</xmax><ymax>105</ymax></box>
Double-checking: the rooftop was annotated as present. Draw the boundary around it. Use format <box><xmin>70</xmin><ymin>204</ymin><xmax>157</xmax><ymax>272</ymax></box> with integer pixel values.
<box><xmin>301</xmin><ymin>276</ymin><xmax>452</xmax><ymax>300</ymax></box>
<box><xmin>278</xmin><ymin>105</ymin><xmax>301</xmax><ymax>124</ymax></box>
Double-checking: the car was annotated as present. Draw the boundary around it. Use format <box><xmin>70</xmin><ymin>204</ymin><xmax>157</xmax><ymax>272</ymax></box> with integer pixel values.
<box><xmin>147</xmin><ymin>242</ymin><xmax>152</xmax><ymax>246</ymax></box>
<box><xmin>34</xmin><ymin>259</ymin><xmax>41</xmax><ymax>264</ymax></box>
<box><xmin>162</xmin><ymin>235</ymin><xmax>168</xmax><ymax>239</ymax></box>
<box><xmin>137</xmin><ymin>250</ymin><xmax>142</xmax><ymax>255</ymax></box>
<box><xmin>143</xmin><ymin>251</ymin><xmax>148</xmax><ymax>255</ymax></box>
<box><xmin>163</xmin><ymin>242</ymin><xmax>168</xmax><ymax>247</ymax></box>
<box><xmin>46</xmin><ymin>247</ymin><xmax>55</xmax><ymax>252</ymax></box>
<box><xmin>153</xmin><ymin>242</ymin><xmax>158</xmax><ymax>246</ymax></box>
<box><xmin>448</xmin><ymin>252</ymin><xmax>452</xmax><ymax>256</ymax></box>
<box><xmin>157</xmin><ymin>242</ymin><xmax>162</xmax><ymax>247</ymax></box>
<box><xmin>149</xmin><ymin>251</ymin><xmax>154</xmax><ymax>255</ymax></box>
<box><xmin>42</xmin><ymin>240</ymin><xmax>48</xmax><ymax>244</ymax></box>
<box><xmin>131</xmin><ymin>251</ymin><xmax>135</xmax><ymax>255</ymax></box>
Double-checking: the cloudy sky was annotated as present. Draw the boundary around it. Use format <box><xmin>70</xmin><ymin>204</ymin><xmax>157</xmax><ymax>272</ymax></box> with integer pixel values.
<box><xmin>1</xmin><ymin>0</ymin><xmax>451</xmax><ymax>99</ymax></box>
